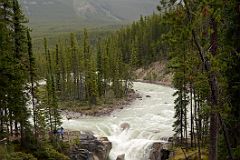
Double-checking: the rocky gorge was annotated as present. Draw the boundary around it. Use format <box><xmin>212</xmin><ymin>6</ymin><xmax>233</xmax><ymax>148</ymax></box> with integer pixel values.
<box><xmin>66</xmin><ymin>131</ymin><xmax>171</xmax><ymax>160</ymax></box>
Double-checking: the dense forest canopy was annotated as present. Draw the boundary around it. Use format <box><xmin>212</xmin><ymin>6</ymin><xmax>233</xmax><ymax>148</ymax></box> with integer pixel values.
<box><xmin>0</xmin><ymin>0</ymin><xmax>240</xmax><ymax>160</ymax></box>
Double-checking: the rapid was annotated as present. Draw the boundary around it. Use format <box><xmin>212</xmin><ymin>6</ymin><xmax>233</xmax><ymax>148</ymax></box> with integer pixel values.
<box><xmin>62</xmin><ymin>82</ymin><xmax>176</xmax><ymax>160</ymax></box>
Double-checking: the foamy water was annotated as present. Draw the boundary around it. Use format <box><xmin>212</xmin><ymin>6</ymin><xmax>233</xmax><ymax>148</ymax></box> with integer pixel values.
<box><xmin>62</xmin><ymin>82</ymin><xmax>176</xmax><ymax>160</ymax></box>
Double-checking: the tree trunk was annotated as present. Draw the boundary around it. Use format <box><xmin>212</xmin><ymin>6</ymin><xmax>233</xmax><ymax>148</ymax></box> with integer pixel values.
<box><xmin>15</xmin><ymin>121</ymin><xmax>18</xmax><ymax>137</ymax></box>
<box><xmin>193</xmin><ymin>89</ymin><xmax>197</xmax><ymax>149</ymax></box>
<box><xmin>183</xmin><ymin>1</ymin><xmax>220</xmax><ymax>159</ymax></box>
<box><xmin>9</xmin><ymin>111</ymin><xmax>13</xmax><ymax>136</ymax></box>
<box><xmin>180</xmin><ymin>89</ymin><xmax>183</xmax><ymax>145</ymax></box>
<box><xmin>208</xmin><ymin>16</ymin><xmax>219</xmax><ymax>160</ymax></box>
<box><xmin>0</xmin><ymin>108</ymin><xmax>3</xmax><ymax>134</ymax></box>
<box><xmin>190</xmin><ymin>82</ymin><xmax>193</xmax><ymax>148</ymax></box>
<box><xmin>183</xmin><ymin>52</ymin><xmax>188</xmax><ymax>148</ymax></box>
<box><xmin>218</xmin><ymin>114</ymin><xmax>233</xmax><ymax>160</ymax></box>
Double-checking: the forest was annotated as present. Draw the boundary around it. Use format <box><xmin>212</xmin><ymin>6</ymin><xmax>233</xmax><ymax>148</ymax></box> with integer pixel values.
<box><xmin>0</xmin><ymin>0</ymin><xmax>240</xmax><ymax>160</ymax></box>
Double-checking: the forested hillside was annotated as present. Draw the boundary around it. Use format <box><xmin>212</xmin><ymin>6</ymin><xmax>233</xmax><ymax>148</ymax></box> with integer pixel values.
<box><xmin>34</xmin><ymin>12</ymin><xmax>172</xmax><ymax>110</ymax></box>
<box><xmin>20</xmin><ymin>0</ymin><xmax>159</xmax><ymax>37</ymax></box>
<box><xmin>1</xmin><ymin>0</ymin><xmax>240</xmax><ymax>160</ymax></box>
<box><xmin>0</xmin><ymin>0</ymin><xmax>72</xmax><ymax>159</ymax></box>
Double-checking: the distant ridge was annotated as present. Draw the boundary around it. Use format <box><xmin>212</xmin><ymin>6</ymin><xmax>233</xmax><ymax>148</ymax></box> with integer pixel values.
<box><xmin>20</xmin><ymin>0</ymin><xmax>159</xmax><ymax>35</ymax></box>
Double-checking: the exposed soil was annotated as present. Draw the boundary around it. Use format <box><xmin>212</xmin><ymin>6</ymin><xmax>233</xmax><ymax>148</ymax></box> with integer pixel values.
<box><xmin>134</xmin><ymin>61</ymin><xmax>173</xmax><ymax>87</ymax></box>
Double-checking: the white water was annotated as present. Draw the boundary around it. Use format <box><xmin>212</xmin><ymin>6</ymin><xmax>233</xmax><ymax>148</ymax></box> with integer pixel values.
<box><xmin>62</xmin><ymin>82</ymin><xmax>176</xmax><ymax>160</ymax></box>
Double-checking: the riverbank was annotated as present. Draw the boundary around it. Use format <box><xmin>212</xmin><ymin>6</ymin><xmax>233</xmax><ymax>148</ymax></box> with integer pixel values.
<box><xmin>60</xmin><ymin>79</ymin><xmax>174</xmax><ymax>118</ymax></box>
<box><xmin>60</xmin><ymin>90</ymin><xmax>139</xmax><ymax>118</ymax></box>
<box><xmin>171</xmin><ymin>147</ymin><xmax>208</xmax><ymax>160</ymax></box>
<box><xmin>135</xmin><ymin>79</ymin><xmax>173</xmax><ymax>88</ymax></box>
<box><xmin>134</xmin><ymin>61</ymin><xmax>173</xmax><ymax>87</ymax></box>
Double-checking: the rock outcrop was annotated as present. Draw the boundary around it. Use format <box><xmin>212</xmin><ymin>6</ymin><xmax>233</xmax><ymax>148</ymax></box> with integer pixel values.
<box><xmin>69</xmin><ymin>132</ymin><xmax>112</xmax><ymax>160</ymax></box>
<box><xmin>120</xmin><ymin>123</ymin><xmax>130</xmax><ymax>131</ymax></box>
<box><xmin>149</xmin><ymin>142</ymin><xmax>170</xmax><ymax>160</ymax></box>
<box><xmin>116</xmin><ymin>154</ymin><xmax>125</xmax><ymax>160</ymax></box>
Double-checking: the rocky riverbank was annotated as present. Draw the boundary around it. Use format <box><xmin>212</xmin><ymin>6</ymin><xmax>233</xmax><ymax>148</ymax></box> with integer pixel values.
<box><xmin>67</xmin><ymin>131</ymin><xmax>112</xmax><ymax>160</ymax></box>
<box><xmin>66</xmin><ymin>131</ymin><xmax>172</xmax><ymax>160</ymax></box>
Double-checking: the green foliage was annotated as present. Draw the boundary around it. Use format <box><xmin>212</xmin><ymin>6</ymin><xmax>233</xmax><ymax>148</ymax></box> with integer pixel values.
<box><xmin>35</xmin><ymin>144</ymin><xmax>69</xmax><ymax>160</ymax></box>
<box><xmin>1</xmin><ymin>0</ymin><xmax>239</xmax><ymax>160</ymax></box>
<box><xmin>36</xmin><ymin>27</ymin><xmax>134</xmax><ymax>108</ymax></box>
<box><xmin>0</xmin><ymin>0</ymin><xmax>32</xmax><ymax>145</ymax></box>
<box><xmin>233</xmin><ymin>145</ymin><xmax>240</xmax><ymax>159</ymax></box>
<box><xmin>0</xmin><ymin>145</ymin><xmax>9</xmax><ymax>160</ymax></box>
<box><xmin>1</xmin><ymin>143</ymin><xmax>37</xmax><ymax>160</ymax></box>
<box><xmin>8</xmin><ymin>152</ymin><xmax>37</xmax><ymax>160</ymax></box>
<box><xmin>158</xmin><ymin>0</ymin><xmax>240</xmax><ymax>159</ymax></box>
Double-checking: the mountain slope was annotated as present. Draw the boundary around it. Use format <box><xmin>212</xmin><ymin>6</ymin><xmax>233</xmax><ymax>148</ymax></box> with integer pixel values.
<box><xmin>20</xmin><ymin>0</ymin><xmax>159</xmax><ymax>36</ymax></box>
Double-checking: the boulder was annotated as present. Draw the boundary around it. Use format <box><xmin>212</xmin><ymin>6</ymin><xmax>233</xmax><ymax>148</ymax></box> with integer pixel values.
<box><xmin>149</xmin><ymin>142</ymin><xmax>170</xmax><ymax>160</ymax></box>
<box><xmin>161</xmin><ymin>149</ymin><xmax>170</xmax><ymax>160</ymax></box>
<box><xmin>80</xmin><ymin>131</ymin><xmax>96</xmax><ymax>141</ymax></box>
<box><xmin>69</xmin><ymin>148</ymin><xmax>94</xmax><ymax>160</ymax></box>
<box><xmin>146</xmin><ymin>95</ymin><xmax>151</xmax><ymax>98</ymax></box>
<box><xmin>116</xmin><ymin>154</ymin><xmax>125</xmax><ymax>160</ymax></box>
<box><xmin>120</xmin><ymin>123</ymin><xmax>130</xmax><ymax>131</ymax></box>
<box><xmin>69</xmin><ymin>132</ymin><xmax>112</xmax><ymax>160</ymax></box>
<box><xmin>149</xmin><ymin>142</ymin><xmax>163</xmax><ymax>160</ymax></box>
<box><xmin>136</xmin><ymin>95</ymin><xmax>142</xmax><ymax>99</ymax></box>
<box><xmin>128</xmin><ymin>89</ymin><xmax>135</xmax><ymax>93</ymax></box>
<box><xmin>95</xmin><ymin>137</ymin><xmax>112</xmax><ymax>160</ymax></box>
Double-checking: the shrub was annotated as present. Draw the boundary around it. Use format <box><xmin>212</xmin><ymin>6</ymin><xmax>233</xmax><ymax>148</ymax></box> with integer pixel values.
<box><xmin>9</xmin><ymin>152</ymin><xmax>37</xmax><ymax>160</ymax></box>
<box><xmin>36</xmin><ymin>144</ymin><xmax>70</xmax><ymax>160</ymax></box>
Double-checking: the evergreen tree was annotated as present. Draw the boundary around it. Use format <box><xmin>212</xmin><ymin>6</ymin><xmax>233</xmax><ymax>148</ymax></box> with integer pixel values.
<box><xmin>96</xmin><ymin>40</ymin><xmax>104</xmax><ymax>97</ymax></box>
<box><xmin>55</xmin><ymin>44</ymin><xmax>61</xmax><ymax>92</ymax></box>
<box><xmin>46</xmin><ymin>48</ymin><xmax>62</xmax><ymax>132</ymax></box>
<box><xmin>27</xmin><ymin>30</ymin><xmax>37</xmax><ymax>140</ymax></box>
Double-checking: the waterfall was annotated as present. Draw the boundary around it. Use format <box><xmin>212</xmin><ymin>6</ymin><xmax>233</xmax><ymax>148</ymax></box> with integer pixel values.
<box><xmin>62</xmin><ymin>82</ymin><xmax>176</xmax><ymax>160</ymax></box>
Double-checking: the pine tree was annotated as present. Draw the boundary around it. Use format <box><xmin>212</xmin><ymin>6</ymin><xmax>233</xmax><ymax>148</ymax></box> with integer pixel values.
<box><xmin>46</xmin><ymin>49</ymin><xmax>62</xmax><ymax>132</ymax></box>
<box><xmin>12</xmin><ymin>0</ymin><xmax>31</xmax><ymax>146</ymax></box>
<box><xmin>102</xmin><ymin>40</ymin><xmax>110</xmax><ymax>100</ymax></box>
<box><xmin>221</xmin><ymin>1</ymin><xmax>240</xmax><ymax>158</ymax></box>
<box><xmin>58</xmin><ymin>42</ymin><xmax>67</xmax><ymax>100</ymax></box>
<box><xmin>130</xmin><ymin>40</ymin><xmax>138</xmax><ymax>70</ymax></box>
<box><xmin>96</xmin><ymin>40</ymin><xmax>104</xmax><ymax>97</ymax></box>
<box><xmin>0</xmin><ymin>0</ymin><xmax>13</xmax><ymax>139</ymax></box>
<box><xmin>83</xmin><ymin>29</ymin><xmax>90</xmax><ymax>101</ymax></box>
<box><xmin>27</xmin><ymin>30</ymin><xmax>37</xmax><ymax>140</ymax></box>
<box><xmin>70</xmin><ymin>33</ymin><xmax>79</xmax><ymax>99</ymax></box>
<box><xmin>55</xmin><ymin>44</ymin><xmax>61</xmax><ymax>92</ymax></box>
<box><xmin>87</xmin><ymin>55</ymin><xmax>98</xmax><ymax>105</ymax></box>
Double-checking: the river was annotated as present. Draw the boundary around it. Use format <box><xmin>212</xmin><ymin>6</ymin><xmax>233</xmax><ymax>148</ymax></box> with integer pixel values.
<box><xmin>62</xmin><ymin>82</ymin><xmax>176</xmax><ymax>160</ymax></box>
